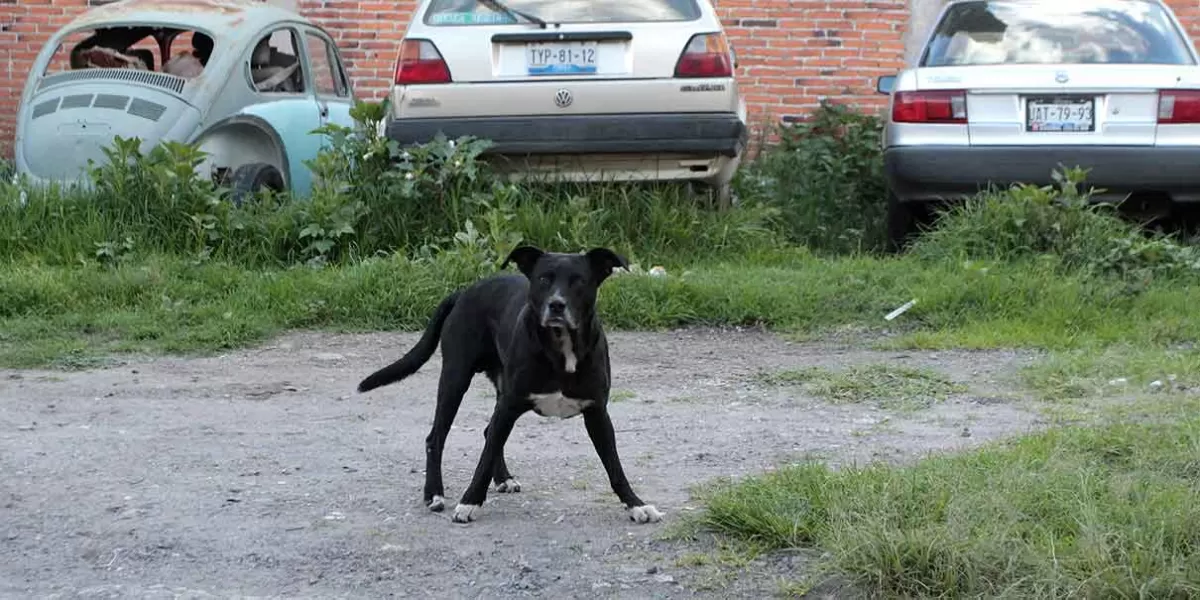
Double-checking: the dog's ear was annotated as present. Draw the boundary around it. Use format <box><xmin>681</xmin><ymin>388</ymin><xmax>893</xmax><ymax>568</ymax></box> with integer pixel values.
<box><xmin>501</xmin><ymin>245</ymin><xmax>545</xmax><ymax>278</ymax></box>
<box><xmin>586</xmin><ymin>247</ymin><xmax>629</xmax><ymax>284</ymax></box>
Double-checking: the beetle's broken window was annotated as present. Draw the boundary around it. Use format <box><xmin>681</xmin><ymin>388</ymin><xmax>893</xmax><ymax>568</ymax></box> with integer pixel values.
<box><xmin>305</xmin><ymin>31</ymin><xmax>346</xmax><ymax>98</ymax></box>
<box><xmin>162</xmin><ymin>31</ymin><xmax>215</xmax><ymax>78</ymax></box>
<box><xmin>44</xmin><ymin>26</ymin><xmax>215</xmax><ymax>79</ymax></box>
<box><xmin>248</xmin><ymin>29</ymin><xmax>306</xmax><ymax>94</ymax></box>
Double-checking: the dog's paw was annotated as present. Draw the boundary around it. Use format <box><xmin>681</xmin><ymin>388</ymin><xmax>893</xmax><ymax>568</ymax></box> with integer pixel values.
<box><xmin>626</xmin><ymin>504</ymin><xmax>664</xmax><ymax>524</ymax></box>
<box><xmin>427</xmin><ymin>495</ymin><xmax>445</xmax><ymax>512</ymax></box>
<box><xmin>495</xmin><ymin>478</ymin><xmax>522</xmax><ymax>493</ymax></box>
<box><xmin>451</xmin><ymin>503</ymin><xmax>479</xmax><ymax>523</ymax></box>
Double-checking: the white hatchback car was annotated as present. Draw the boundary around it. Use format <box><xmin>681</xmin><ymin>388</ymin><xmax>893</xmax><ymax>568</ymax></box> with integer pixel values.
<box><xmin>383</xmin><ymin>0</ymin><xmax>748</xmax><ymax>204</ymax></box>
<box><xmin>877</xmin><ymin>0</ymin><xmax>1200</xmax><ymax>247</ymax></box>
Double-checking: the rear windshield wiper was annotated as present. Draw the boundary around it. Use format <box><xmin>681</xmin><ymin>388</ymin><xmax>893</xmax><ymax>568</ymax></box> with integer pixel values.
<box><xmin>478</xmin><ymin>0</ymin><xmax>549</xmax><ymax>28</ymax></box>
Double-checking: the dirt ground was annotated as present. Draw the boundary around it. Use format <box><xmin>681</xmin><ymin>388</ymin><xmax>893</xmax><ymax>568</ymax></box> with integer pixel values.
<box><xmin>1</xmin><ymin>328</ymin><xmax>1047</xmax><ymax>599</ymax></box>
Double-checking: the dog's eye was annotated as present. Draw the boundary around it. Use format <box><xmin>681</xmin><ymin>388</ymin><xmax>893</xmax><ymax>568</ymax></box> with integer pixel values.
<box><xmin>568</xmin><ymin>274</ymin><xmax>582</xmax><ymax>286</ymax></box>
<box><xmin>538</xmin><ymin>274</ymin><xmax>553</xmax><ymax>284</ymax></box>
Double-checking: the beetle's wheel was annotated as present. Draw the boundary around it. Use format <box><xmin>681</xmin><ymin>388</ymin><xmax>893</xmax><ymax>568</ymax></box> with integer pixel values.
<box><xmin>229</xmin><ymin>162</ymin><xmax>285</xmax><ymax>206</ymax></box>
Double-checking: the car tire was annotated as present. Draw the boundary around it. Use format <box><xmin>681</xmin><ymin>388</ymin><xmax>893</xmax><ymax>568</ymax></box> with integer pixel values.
<box><xmin>229</xmin><ymin>162</ymin><xmax>284</xmax><ymax>206</ymax></box>
<box><xmin>885</xmin><ymin>193</ymin><xmax>927</xmax><ymax>253</ymax></box>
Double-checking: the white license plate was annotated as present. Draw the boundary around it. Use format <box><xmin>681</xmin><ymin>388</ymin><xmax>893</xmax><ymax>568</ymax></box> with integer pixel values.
<box><xmin>526</xmin><ymin>41</ymin><xmax>598</xmax><ymax>76</ymax></box>
<box><xmin>1026</xmin><ymin>96</ymin><xmax>1095</xmax><ymax>132</ymax></box>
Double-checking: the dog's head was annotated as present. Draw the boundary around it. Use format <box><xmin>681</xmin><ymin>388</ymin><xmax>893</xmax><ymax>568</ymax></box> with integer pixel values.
<box><xmin>502</xmin><ymin>245</ymin><xmax>629</xmax><ymax>333</ymax></box>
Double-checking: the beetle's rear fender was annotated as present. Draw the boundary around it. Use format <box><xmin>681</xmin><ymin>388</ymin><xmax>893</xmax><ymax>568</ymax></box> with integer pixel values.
<box><xmin>189</xmin><ymin>116</ymin><xmax>290</xmax><ymax>191</ymax></box>
<box><xmin>16</xmin><ymin>83</ymin><xmax>200</xmax><ymax>182</ymax></box>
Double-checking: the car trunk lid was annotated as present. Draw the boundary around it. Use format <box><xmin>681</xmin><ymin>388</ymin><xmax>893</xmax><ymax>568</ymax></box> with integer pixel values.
<box><xmin>431</xmin><ymin>21</ymin><xmax>704</xmax><ymax>83</ymax></box>
<box><xmin>395</xmin><ymin>0</ymin><xmax>728</xmax><ymax>117</ymax></box>
<box><xmin>19</xmin><ymin>77</ymin><xmax>201</xmax><ymax>181</ymax></box>
<box><xmin>915</xmin><ymin>64</ymin><xmax>1191</xmax><ymax>147</ymax></box>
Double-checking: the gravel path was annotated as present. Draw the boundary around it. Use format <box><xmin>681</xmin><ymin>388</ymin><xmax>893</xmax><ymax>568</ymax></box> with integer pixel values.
<box><xmin>1</xmin><ymin>328</ymin><xmax>1046</xmax><ymax>599</ymax></box>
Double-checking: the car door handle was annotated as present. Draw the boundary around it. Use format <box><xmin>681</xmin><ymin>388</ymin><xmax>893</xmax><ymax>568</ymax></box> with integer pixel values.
<box><xmin>319</xmin><ymin>104</ymin><xmax>329</xmax><ymax>118</ymax></box>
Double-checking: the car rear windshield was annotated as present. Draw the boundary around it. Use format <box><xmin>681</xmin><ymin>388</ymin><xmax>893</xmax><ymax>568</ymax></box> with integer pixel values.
<box><xmin>423</xmin><ymin>0</ymin><xmax>702</xmax><ymax>25</ymax></box>
<box><xmin>921</xmin><ymin>0</ymin><xmax>1195</xmax><ymax>66</ymax></box>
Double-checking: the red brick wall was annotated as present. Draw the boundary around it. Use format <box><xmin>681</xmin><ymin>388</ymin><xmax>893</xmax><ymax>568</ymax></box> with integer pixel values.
<box><xmin>2</xmin><ymin>0</ymin><xmax>1199</xmax><ymax>158</ymax></box>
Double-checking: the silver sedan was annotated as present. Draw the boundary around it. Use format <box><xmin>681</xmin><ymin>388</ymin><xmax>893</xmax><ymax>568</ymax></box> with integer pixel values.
<box><xmin>877</xmin><ymin>0</ymin><xmax>1200</xmax><ymax>247</ymax></box>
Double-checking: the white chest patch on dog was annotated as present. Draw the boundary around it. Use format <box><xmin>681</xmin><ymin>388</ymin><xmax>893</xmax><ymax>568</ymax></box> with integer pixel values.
<box><xmin>529</xmin><ymin>392</ymin><xmax>593</xmax><ymax>419</ymax></box>
<box><xmin>555</xmin><ymin>331</ymin><xmax>577</xmax><ymax>373</ymax></box>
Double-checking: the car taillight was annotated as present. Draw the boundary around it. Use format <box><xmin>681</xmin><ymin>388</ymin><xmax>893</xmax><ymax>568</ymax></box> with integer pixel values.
<box><xmin>1157</xmin><ymin>89</ymin><xmax>1200</xmax><ymax>123</ymax></box>
<box><xmin>892</xmin><ymin>90</ymin><xmax>968</xmax><ymax>124</ymax></box>
<box><xmin>674</xmin><ymin>33</ymin><xmax>733</xmax><ymax>78</ymax></box>
<box><xmin>394</xmin><ymin>39</ymin><xmax>451</xmax><ymax>85</ymax></box>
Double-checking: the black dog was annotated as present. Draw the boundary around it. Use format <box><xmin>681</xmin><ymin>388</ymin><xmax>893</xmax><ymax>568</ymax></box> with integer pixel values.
<box><xmin>356</xmin><ymin>245</ymin><xmax>663</xmax><ymax>525</ymax></box>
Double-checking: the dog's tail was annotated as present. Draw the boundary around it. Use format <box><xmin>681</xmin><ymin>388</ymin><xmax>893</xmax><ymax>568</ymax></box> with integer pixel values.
<box><xmin>357</xmin><ymin>291</ymin><xmax>459</xmax><ymax>394</ymax></box>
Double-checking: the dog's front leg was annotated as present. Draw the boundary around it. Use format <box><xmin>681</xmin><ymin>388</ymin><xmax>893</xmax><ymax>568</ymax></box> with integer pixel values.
<box><xmin>452</xmin><ymin>403</ymin><xmax>524</xmax><ymax>524</ymax></box>
<box><xmin>582</xmin><ymin>406</ymin><xmax>663</xmax><ymax>524</ymax></box>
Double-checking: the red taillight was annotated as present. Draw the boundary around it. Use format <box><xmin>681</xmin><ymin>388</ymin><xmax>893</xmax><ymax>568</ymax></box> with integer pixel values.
<box><xmin>394</xmin><ymin>39</ymin><xmax>451</xmax><ymax>85</ymax></box>
<box><xmin>892</xmin><ymin>90</ymin><xmax>968</xmax><ymax>124</ymax></box>
<box><xmin>1157</xmin><ymin>89</ymin><xmax>1200</xmax><ymax>124</ymax></box>
<box><xmin>674</xmin><ymin>33</ymin><xmax>733</xmax><ymax>78</ymax></box>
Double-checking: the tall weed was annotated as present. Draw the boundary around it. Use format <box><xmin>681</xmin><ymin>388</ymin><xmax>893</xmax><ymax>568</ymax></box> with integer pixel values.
<box><xmin>741</xmin><ymin>101</ymin><xmax>888</xmax><ymax>254</ymax></box>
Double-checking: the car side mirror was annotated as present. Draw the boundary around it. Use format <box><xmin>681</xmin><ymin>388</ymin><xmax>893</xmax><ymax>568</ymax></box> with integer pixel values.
<box><xmin>876</xmin><ymin>75</ymin><xmax>896</xmax><ymax>95</ymax></box>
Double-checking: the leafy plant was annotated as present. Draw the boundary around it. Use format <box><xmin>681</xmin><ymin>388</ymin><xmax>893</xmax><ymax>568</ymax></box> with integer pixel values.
<box><xmin>914</xmin><ymin>166</ymin><xmax>1200</xmax><ymax>284</ymax></box>
<box><xmin>741</xmin><ymin>101</ymin><xmax>889</xmax><ymax>254</ymax></box>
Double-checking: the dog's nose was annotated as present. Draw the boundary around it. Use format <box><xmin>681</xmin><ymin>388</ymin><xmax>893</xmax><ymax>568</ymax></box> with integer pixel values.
<box><xmin>548</xmin><ymin>299</ymin><xmax>566</xmax><ymax>314</ymax></box>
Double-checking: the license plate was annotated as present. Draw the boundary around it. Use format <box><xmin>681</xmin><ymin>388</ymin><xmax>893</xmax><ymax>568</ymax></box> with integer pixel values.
<box><xmin>526</xmin><ymin>41</ymin><xmax>598</xmax><ymax>76</ymax></box>
<box><xmin>1025</xmin><ymin>96</ymin><xmax>1095</xmax><ymax>132</ymax></box>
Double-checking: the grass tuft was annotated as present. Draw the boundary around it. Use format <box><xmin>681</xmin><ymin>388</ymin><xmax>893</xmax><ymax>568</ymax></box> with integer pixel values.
<box><xmin>756</xmin><ymin>364</ymin><xmax>966</xmax><ymax>409</ymax></box>
<box><xmin>700</xmin><ymin>418</ymin><xmax>1200</xmax><ymax>598</ymax></box>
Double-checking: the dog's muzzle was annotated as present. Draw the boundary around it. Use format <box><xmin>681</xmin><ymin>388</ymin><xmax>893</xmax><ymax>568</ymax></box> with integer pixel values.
<box><xmin>540</xmin><ymin>294</ymin><xmax>576</xmax><ymax>330</ymax></box>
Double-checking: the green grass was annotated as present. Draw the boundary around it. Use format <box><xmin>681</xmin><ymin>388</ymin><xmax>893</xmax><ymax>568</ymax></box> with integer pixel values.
<box><xmin>2</xmin><ymin>250</ymin><xmax>1199</xmax><ymax>368</ymax></box>
<box><xmin>1022</xmin><ymin>345</ymin><xmax>1200</xmax><ymax>401</ymax></box>
<box><xmin>756</xmin><ymin>364</ymin><xmax>967</xmax><ymax>410</ymax></box>
<box><xmin>698</xmin><ymin>414</ymin><xmax>1200</xmax><ymax>598</ymax></box>
<box><xmin>610</xmin><ymin>389</ymin><xmax>638</xmax><ymax>403</ymax></box>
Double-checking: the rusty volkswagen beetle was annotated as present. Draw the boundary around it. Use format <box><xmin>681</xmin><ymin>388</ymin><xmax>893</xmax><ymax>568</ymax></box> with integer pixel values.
<box><xmin>14</xmin><ymin>0</ymin><xmax>357</xmax><ymax>200</ymax></box>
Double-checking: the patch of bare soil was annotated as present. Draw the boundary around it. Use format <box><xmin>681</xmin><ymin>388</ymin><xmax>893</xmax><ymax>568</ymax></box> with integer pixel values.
<box><xmin>0</xmin><ymin>328</ymin><xmax>1046</xmax><ymax>598</ymax></box>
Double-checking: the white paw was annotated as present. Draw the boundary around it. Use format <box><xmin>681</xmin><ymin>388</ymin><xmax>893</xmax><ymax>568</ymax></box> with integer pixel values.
<box><xmin>451</xmin><ymin>503</ymin><xmax>479</xmax><ymax>523</ymax></box>
<box><xmin>495</xmin><ymin>478</ymin><xmax>522</xmax><ymax>493</ymax></box>
<box><xmin>627</xmin><ymin>504</ymin><xmax>664</xmax><ymax>524</ymax></box>
<box><xmin>427</xmin><ymin>495</ymin><xmax>445</xmax><ymax>512</ymax></box>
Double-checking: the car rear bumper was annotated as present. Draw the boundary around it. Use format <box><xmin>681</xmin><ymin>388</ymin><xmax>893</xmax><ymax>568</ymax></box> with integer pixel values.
<box><xmin>885</xmin><ymin>145</ymin><xmax>1200</xmax><ymax>203</ymax></box>
<box><xmin>385</xmin><ymin>113</ymin><xmax>748</xmax><ymax>157</ymax></box>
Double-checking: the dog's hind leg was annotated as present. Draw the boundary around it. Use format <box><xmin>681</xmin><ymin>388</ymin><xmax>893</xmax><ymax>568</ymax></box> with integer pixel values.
<box><xmin>582</xmin><ymin>407</ymin><xmax>664</xmax><ymax>524</ymax></box>
<box><xmin>451</xmin><ymin>402</ymin><xmax>525</xmax><ymax>523</ymax></box>
<box><xmin>423</xmin><ymin>362</ymin><xmax>473</xmax><ymax>512</ymax></box>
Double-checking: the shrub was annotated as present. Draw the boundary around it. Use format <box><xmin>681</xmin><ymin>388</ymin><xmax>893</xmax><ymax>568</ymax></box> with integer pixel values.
<box><xmin>740</xmin><ymin>101</ymin><xmax>889</xmax><ymax>254</ymax></box>
<box><xmin>914</xmin><ymin>167</ymin><xmax>1200</xmax><ymax>282</ymax></box>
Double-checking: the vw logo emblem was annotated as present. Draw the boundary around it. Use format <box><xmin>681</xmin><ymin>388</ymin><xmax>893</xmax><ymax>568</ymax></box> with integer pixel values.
<box><xmin>1054</xmin><ymin>71</ymin><xmax>1069</xmax><ymax>84</ymax></box>
<box><xmin>553</xmin><ymin>88</ymin><xmax>573</xmax><ymax>108</ymax></box>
